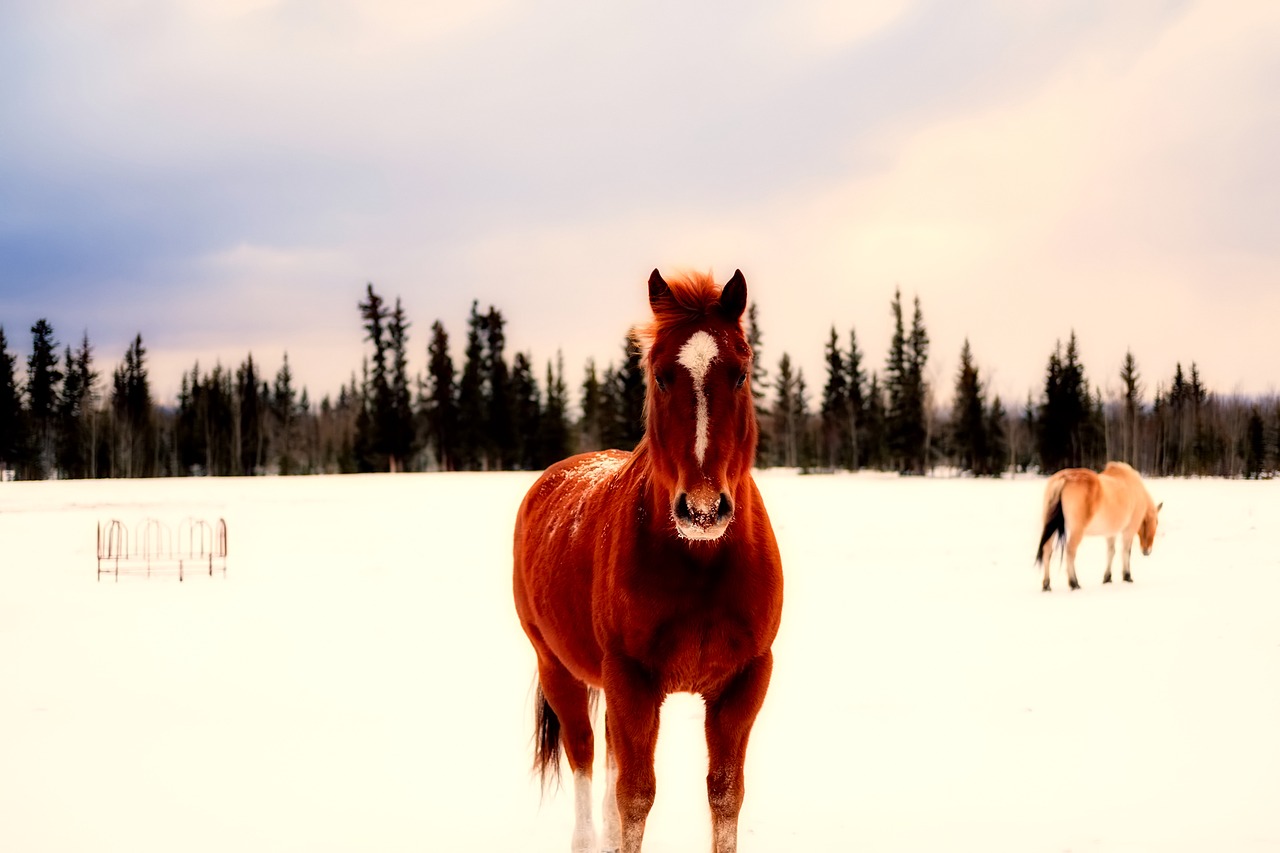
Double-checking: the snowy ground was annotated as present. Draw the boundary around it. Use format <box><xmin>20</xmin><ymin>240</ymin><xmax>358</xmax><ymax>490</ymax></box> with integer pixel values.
<box><xmin>2</xmin><ymin>471</ymin><xmax>1277</xmax><ymax>852</ymax></box>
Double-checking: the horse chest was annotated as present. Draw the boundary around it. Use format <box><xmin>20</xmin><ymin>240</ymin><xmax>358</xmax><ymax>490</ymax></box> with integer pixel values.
<box><xmin>614</xmin><ymin>581</ymin><xmax>765</xmax><ymax>695</ymax></box>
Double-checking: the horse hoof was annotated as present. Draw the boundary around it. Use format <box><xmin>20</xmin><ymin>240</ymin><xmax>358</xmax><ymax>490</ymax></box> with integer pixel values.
<box><xmin>1069</xmin><ymin>581</ymin><xmax>1080</xmax><ymax>590</ymax></box>
<box><xmin>1042</xmin><ymin>582</ymin><xmax>1051</xmax><ymax>592</ymax></box>
<box><xmin>1103</xmin><ymin>576</ymin><xmax>1112</xmax><ymax>584</ymax></box>
<box><xmin>1123</xmin><ymin>576</ymin><xmax>1133</xmax><ymax>583</ymax></box>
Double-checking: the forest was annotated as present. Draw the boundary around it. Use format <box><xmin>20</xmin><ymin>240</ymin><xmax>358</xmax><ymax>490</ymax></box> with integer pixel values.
<box><xmin>1</xmin><ymin>283</ymin><xmax>1277</xmax><ymax>480</ymax></box>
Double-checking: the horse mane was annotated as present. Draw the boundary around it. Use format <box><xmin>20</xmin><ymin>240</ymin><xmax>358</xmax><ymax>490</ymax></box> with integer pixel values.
<box><xmin>631</xmin><ymin>271</ymin><xmax>727</xmax><ymax>364</ymax></box>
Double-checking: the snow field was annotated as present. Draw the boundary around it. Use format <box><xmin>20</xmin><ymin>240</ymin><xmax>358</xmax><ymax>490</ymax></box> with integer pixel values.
<box><xmin>1</xmin><ymin>472</ymin><xmax>1276</xmax><ymax>851</ymax></box>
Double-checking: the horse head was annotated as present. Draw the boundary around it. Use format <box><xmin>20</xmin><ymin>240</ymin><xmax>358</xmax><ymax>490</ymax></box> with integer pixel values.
<box><xmin>1139</xmin><ymin>500</ymin><xmax>1163</xmax><ymax>556</ymax></box>
<box><xmin>639</xmin><ymin>269</ymin><xmax>757</xmax><ymax>542</ymax></box>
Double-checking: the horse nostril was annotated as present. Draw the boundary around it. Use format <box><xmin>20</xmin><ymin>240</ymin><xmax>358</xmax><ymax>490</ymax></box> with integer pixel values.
<box><xmin>675</xmin><ymin>493</ymin><xmax>692</xmax><ymax>522</ymax></box>
<box><xmin>717</xmin><ymin>493</ymin><xmax>732</xmax><ymax>521</ymax></box>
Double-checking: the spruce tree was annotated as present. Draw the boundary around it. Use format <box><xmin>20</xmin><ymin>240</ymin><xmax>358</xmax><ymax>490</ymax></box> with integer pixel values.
<box><xmin>111</xmin><ymin>335</ymin><xmax>154</xmax><ymax>477</ymax></box>
<box><xmin>1243</xmin><ymin>407</ymin><xmax>1265</xmax><ymax>479</ymax></box>
<box><xmin>509</xmin><ymin>352</ymin><xmax>541</xmax><ymax>470</ymax></box>
<box><xmin>455</xmin><ymin>302</ymin><xmax>487</xmax><ymax>470</ymax></box>
<box><xmin>0</xmin><ymin>327</ymin><xmax>27</xmax><ymax>476</ymax></box>
<box><xmin>905</xmin><ymin>295</ymin><xmax>930</xmax><ymax>473</ymax></box>
<box><xmin>986</xmin><ymin>395</ymin><xmax>1009</xmax><ymax>476</ymax></box>
<box><xmin>387</xmin><ymin>299</ymin><xmax>414</xmax><ymax>471</ymax></box>
<box><xmin>820</xmin><ymin>326</ymin><xmax>848</xmax><ymax>470</ymax></box>
<box><xmin>27</xmin><ymin>319</ymin><xmax>62</xmax><ymax>477</ymax></box>
<box><xmin>578</xmin><ymin>358</ymin><xmax>604</xmax><ymax>453</ymax></box>
<box><xmin>846</xmin><ymin>328</ymin><xmax>865</xmax><ymax>469</ymax></box>
<box><xmin>772</xmin><ymin>354</ymin><xmax>797</xmax><ymax>468</ymax></box>
<box><xmin>885</xmin><ymin>288</ymin><xmax>907</xmax><ymax>470</ymax></box>
<box><xmin>538</xmin><ymin>353</ymin><xmax>571</xmax><ymax>467</ymax></box>
<box><xmin>425</xmin><ymin>320</ymin><xmax>458</xmax><ymax>471</ymax></box>
<box><xmin>950</xmin><ymin>339</ymin><xmax>988</xmax><ymax>475</ymax></box>
<box><xmin>885</xmin><ymin>289</ymin><xmax>930</xmax><ymax>473</ymax></box>
<box><xmin>60</xmin><ymin>333</ymin><xmax>98</xmax><ymax>479</ymax></box>
<box><xmin>236</xmin><ymin>354</ymin><xmax>265</xmax><ymax>475</ymax></box>
<box><xmin>795</xmin><ymin>369</ymin><xmax>815</xmax><ymax>470</ymax></box>
<box><xmin>273</xmin><ymin>354</ymin><xmax>297</xmax><ymax>475</ymax></box>
<box><xmin>485</xmin><ymin>307</ymin><xmax>514</xmax><ymax>469</ymax></box>
<box><xmin>357</xmin><ymin>283</ymin><xmax>392</xmax><ymax>471</ymax></box>
<box><xmin>1119</xmin><ymin>349</ymin><xmax>1143</xmax><ymax>468</ymax></box>
<box><xmin>613</xmin><ymin>333</ymin><xmax>646</xmax><ymax>450</ymax></box>
<box><xmin>746</xmin><ymin>301</ymin><xmax>770</xmax><ymax>466</ymax></box>
<box><xmin>863</xmin><ymin>372</ymin><xmax>888</xmax><ymax>470</ymax></box>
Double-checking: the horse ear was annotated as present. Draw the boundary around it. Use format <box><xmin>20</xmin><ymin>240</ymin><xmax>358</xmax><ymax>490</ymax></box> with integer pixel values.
<box><xmin>648</xmin><ymin>269</ymin><xmax>669</xmax><ymax>310</ymax></box>
<box><xmin>719</xmin><ymin>269</ymin><xmax>747</xmax><ymax>321</ymax></box>
<box><xmin>1157</xmin><ymin>502</ymin><xmax>1163</xmax><ymax>513</ymax></box>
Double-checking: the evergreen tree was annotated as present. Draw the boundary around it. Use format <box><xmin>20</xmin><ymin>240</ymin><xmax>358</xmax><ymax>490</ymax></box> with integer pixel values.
<box><xmin>26</xmin><ymin>319</ymin><xmax>62</xmax><ymax>477</ymax></box>
<box><xmin>1120</xmin><ymin>349</ymin><xmax>1143</xmax><ymax>468</ymax></box>
<box><xmin>612</xmin><ymin>333</ymin><xmax>646</xmax><ymax>450</ymax></box>
<box><xmin>885</xmin><ymin>290</ymin><xmax>929</xmax><ymax>473</ymax></box>
<box><xmin>772</xmin><ymin>353</ymin><xmax>798</xmax><ymax>468</ymax></box>
<box><xmin>1038</xmin><ymin>332</ymin><xmax>1092</xmax><ymax>472</ymax></box>
<box><xmin>57</xmin><ymin>333</ymin><xmax>97</xmax><ymax>479</ymax></box>
<box><xmin>425</xmin><ymin>320</ymin><xmax>459</xmax><ymax>471</ymax></box>
<box><xmin>862</xmin><ymin>372</ymin><xmax>888</xmax><ymax>470</ymax></box>
<box><xmin>236</xmin><ymin>354</ymin><xmax>266</xmax><ymax>475</ymax></box>
<box><xmin>578</xmin><ymin>358</ymin><xmax>604</xmax><ymax>452</ymax></box>
<box><xmin>905</xmin><ymin>295</ymin><xmax>930</xmax><ymax>473</ymax></box>
<box><xmin>538</xmin><ymin>352</ymin><xmax>571</xmax><ymax>467</ymax></box>
<box><xmin>950</xmin><ymin>339</ymin><xmax>989</xmax><ymax>475</ymax></box>
<box><xmin>986</xmin><ymin>395</ymin><xmax>1009</xmax><ymax>476</ymax></box>
<box><xmin>0</xmin><ymin>327</ymin><xmax>27</xmax><ymax>476</ymax></box>
<box><xmin>273</xmin><ymin>354</ymin><xmax>298</xmax><ymax>475</ymax></box>
<box><xmin>598</xmin><ymin>364</ymin><xmax>623</xmax><ymax>450</ymax></box>
<box><xmin>357</xmin><ymin>283</ymin><xmax>392</xmax><ymax>471</ymax></box>
<box><xmin>795</xmin><ymin>369</ymin><xmax>816</xmax><ymax>470</ymax></box>
<box><xmin>746</xmin><ymin>301</ymin><xmax>770</xmax><ymax>466</ymax></box>
<box><xmin>111</xmin><ymin>334</ymin><xmax>154</xmax><ymax>477</ymax></box>
<box><xmin>456</xmin><ymin>301</ymin><xmax>487</xmax><ymax>470</ymax></box>
<box><xmin>509</xmin><ymin>351</ymin><xmax>541</xmax><ymax>470</ymax></box>
<box><xmin>1243</xmin><ymin>406</ymin><xmax>1265</xmax><ymax>479</ymax></box>
<box><xmin>176</xmin><ymin>364</ymin><xmax>204</xmax><ymax>475</ymax></box>
<box><xmin>820</xmin><ymin>326</ymin><xmax>849</xmax><ymax>470</ymax></box>
<box><xmin>485</xmin><ymin>306</ymin><xmax>514</xmax><ymax>469</ymax></box>
<box><xmin>846</xmin><ymin>328</ymin><xmax>865</xmax><ymax>469</ymax></box>
<box><xmin>387</xmin><ymin>299</ymin><xmax>415</xmax><ymax>471</ymax></box>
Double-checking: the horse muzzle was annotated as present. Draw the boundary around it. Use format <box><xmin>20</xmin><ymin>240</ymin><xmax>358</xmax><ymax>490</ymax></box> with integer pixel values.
<box><xmin>673</xmin><ymin>487</ymin><xmax>734</xmax><ymax>541</ymax></box>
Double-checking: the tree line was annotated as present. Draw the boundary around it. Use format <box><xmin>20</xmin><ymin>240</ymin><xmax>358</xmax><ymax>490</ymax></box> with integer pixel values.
<box><xmin>1</xmin><ymin>284</ymin><xmax>1277</xmax><ymax>480</ymax></box>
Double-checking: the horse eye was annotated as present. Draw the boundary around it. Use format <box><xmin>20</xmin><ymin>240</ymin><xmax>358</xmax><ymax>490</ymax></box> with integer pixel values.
<box><xmin>654</xmin><ymin>375</ymin><xmax>669</xmax><ymax>393</ymax></box>
<box><xmin>734</xmin><ymin>372</ymin><xmax>747</xmax><ymax>390</ymax></box>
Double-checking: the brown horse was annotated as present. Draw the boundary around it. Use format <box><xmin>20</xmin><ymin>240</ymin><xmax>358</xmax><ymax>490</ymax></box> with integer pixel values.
<box><xmin>513</xmin><ymin>270</ymin><xmax>784</xmax><ymax>853</ymax></box>
<box><xmin>1035</xmin><ymin>461</ymin><xmax>1162</xmax><ymax>591</ymax></box>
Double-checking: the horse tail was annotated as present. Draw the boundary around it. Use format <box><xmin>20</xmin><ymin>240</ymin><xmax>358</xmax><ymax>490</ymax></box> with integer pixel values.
<box><xmin>1035</xmin><ymin>476</ymin><xmax>1067</xmax><ymax>564</ymax></box>
<box><xmin>533</xmin><ymin>683</ymin><xmax>563</xmax><ymax>792</ymax></box>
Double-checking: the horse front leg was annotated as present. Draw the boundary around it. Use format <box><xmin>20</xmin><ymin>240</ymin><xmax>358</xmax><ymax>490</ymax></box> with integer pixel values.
<box><xmin>602</xmin><ymin>654</ymin><xmax>661</xmax><ymax>853</ymax></box>
<box><xmin>601</xmin><ymin>713</ymin><xmax>622</xmax><ymax>853</ymax></box>
<box><xmin>1103</xmin><ymin>536</ymin><xmax>1116</xmax><ymax>583</ymax></box>
<box><xmin>704</xmin><ymin>653</ymin><xmax>774</xmax><ymax>853</ymax></box>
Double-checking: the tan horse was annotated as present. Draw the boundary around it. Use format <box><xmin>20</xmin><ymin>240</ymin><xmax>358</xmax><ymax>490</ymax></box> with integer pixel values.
<box><xmin>1035</xmin><ymin>461</ymin><xmax>1162</xmax><ymax>591</ymax></box>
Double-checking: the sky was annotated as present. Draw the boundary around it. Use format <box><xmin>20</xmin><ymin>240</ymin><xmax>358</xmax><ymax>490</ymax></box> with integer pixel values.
<box><xmin>2</xmin><ymin>0</ymin><xmax>1277</xmax><ymax>408</ymax></box>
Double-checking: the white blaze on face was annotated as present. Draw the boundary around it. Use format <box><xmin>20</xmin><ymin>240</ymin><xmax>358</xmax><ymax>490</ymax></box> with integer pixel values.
<box><xmin>677</xmin><ymin>330</ymin><xmax>719</xmax><ymax>465</ymax></box>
